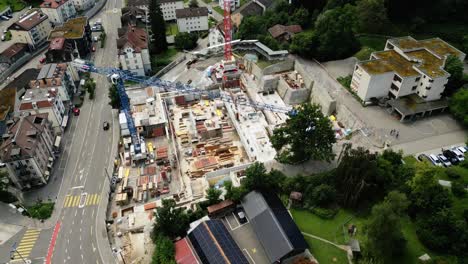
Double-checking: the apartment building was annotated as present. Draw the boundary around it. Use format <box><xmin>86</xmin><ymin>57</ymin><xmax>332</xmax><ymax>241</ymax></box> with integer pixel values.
<box><xmin>351</xmin><ymin>36</ymin><xmax>466</xmax><ymax>103</ymax></box>
<box><xmin>0</xmin><ymin>113</ymin><xmax>55</xmax><ymax>189</ymax></box>
<box><xmin>117</xmin><ymin>26</ymin><xmax>151</xmax><ymax>76</ymax></box>
<box><xmin>29</xmin><ymin>63</ymin><xmax>76</xmax><ymax>102</ymax></box>
<box><xmin>8</xmin><ymin>9</ymin><xmax>52</xmax><ymax>50</ymax></box>
<box><xmin>176</xmin><ymin>7</ymin><xmax>209</xmax><ymax>33</ymax></box>
<box><xmin>70</xmin><ymin>0</ymin><xmax>93</xmax><ymax>11</ymax></box>
<box><xmin>18</xmin><ymin>88</ymin><xmax>66</xmax><ymax>134</ymax></box>
<box><xmin>160</xmin><ymin>0</ymin><xmax>183</xmax><ymax>21</ymax></box>
<box><xmin>219</xmin><ymin>0</ymin><xmax>240</xmax><ymax>11</ymax></box>
<box><xmin>40</xmin><ymin>0</ymin><xmax>76</xmax><ymax>25</ymax></box>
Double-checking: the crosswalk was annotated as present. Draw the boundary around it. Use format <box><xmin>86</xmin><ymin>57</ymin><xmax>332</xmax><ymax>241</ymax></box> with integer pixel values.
<box><xmin>12</xmin><ymin>229</ymin><xmax>41</xmax><ymax>260</ymax></box>
<box><xmin>63</xmin><ymin>193</ymin><xmax>101</xmax><ymax>208</ymax></box>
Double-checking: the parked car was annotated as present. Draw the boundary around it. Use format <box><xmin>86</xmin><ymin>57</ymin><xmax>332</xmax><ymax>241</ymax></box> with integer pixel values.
<box><xmin>1</xmin><ymin>35</ymin><xmax>5</xmax><ymax>41</ymax></box>
<box><xmin>451</xmin><ymin>148</ymin><xmax>465</xmax><ymax>161</ymax></box>
<box><xmin>429</xmin><ymin>154</ymin><xmax>443</xmax><ymax>167</ymax></box>
<box><xmin>1</xmin><ymin>16</ymin><xmax>10</xmax><ymax>20</ymax></box>
<box><xmin>39</xmin><ymin>57</ymin><xmax>46</xmax><ymax>64</ymax></box>
<box><xmin>208</xmin><ymin>9</ymin><xmax>212</xmax><ymax>14</ymax></box>
<box><xmin>91</xmin><ymin>46</ymin><xmax>96</xmax><ymax>52</ymax></box>
<box><xmin>91</xmin><ymin>25</ymin><xmax>102</xmax><ymax>31</ymax></box>
<box><xmin>103</xmin><ymin>121</ymin><xmax>109</xmax><ymax>130</ymax></box>
<box><xmin>457</xmin><ymin>146</ymin><xmax>467</xmax><ymax>154</ymax></box>
<box><xmin>418</xmin><ymin>154</ymin><xmax>432</xmax><ymax>164</ymax></box>
<box><xmin>73</xmin><ymin>107</ymin><xmax>80</xmax><ymax>116</ymax></box>
<box><xmin>0</xmin><ymin>162</ymin><xmax>6</xmax><ymax>168</ymax></box>
<box><xmin>235</xmin><ymin>208</ymin><xmax>247</xmax><ymax>224</ymax></box>
<box><xmin>437</xmin><ymin>154</ymin><xmax>452</xmax><ymax>167</ymax></box>
<box><xmin>442</xmin><ymin>150</ymin><xmax>460</xmax><ymax>165</ymax></box>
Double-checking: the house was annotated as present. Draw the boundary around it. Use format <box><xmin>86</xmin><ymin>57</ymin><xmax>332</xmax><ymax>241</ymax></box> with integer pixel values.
<box><xmin>350</xmin><ymin>37</ymin><xmax>466</xmax><ymax>120</ymax></box>
<box><xmin>117</xmin><ymin>26</ymin><xmax>151</xmax><ymax>76</ymax></box>
<box><xmin>268</xmin><ymin>24</ymin><xmax>302</xmax><ymax>41</ymax></box>
<box><xmin>70</xmin><ymin>0</ymin><xmax>93</xmax><ymax>11</ymax></box>
<box><xmin>231</xmin><ymin>1</ymin><xmax>263</xmax><ymax>27</ymax></box>
<box><xmin>219</xmin><ymin>0</ymin><xmax>240</xmax><ymax>11</ymax></box>
<box><xmin>121</xmin><ymin>6</ymin><xmax>146</xmax><ymax>26</ymax></box>
<box><xmin>242</xmin><ymin>191</ymin><xmax>309</xmax><ymax>263</ymax></box>
<box><xmin>174</xmin><ymin>238</ymin><xmax>199</xmax><ymax>264</ymax></box>
<box><xmin>0</xmin><ymin>113</ymin><xmax>55</xmax><ymax>190</ymax></box>
<box><xmin>46</xmin><ymin>16</ymin><xmax>92</xmax><ymax>63</ymax></box>
<box><xmin>206</xmin><ymin>199</ymin><xmax>235</xmax><ymax>218</ymax></box>
<box><xmin>40</xmin><ymin>0</ymin><xmax>76</xmax><ymax>25</ymax></box>
<box><xmin>0</xmin><ymin>87</ymin><xmax>17</xmax><ymax>136</ymax></box>
<box><xmin>253</xmin><ymin>0</ymin><xmax>274</xmax><ymax>12</ymax></box>
<box><xmin>0</xmin><ymin>43</ymin><xmax>30</xmax><ymax>65</ymax></box>
<box><xmin>29</xmin><ymin>63</ymin><xmax>76</xmax><ymax>102</ymax></box>
<box><xmin>8</xmin><ymin>9</ymin><xmax>52</xmax><ymax>50</ymax></box>
<box><xmin>127</xmin><ymin>87</ymin><xmax>167</xmax><ymax>137</ymax></box>
<box><xmin>160</xmin><ymin>0</ymin><xmax>184</xmax><ymax>21</ymax></box>
<box><xmin>126</xmin><ymin>0</ymin><xmax>148</xmax><ymax>10</ymax></box>
<box><xmin>176</xmin><ymin>7</ymin><xmax>209</xmax><ymax>33</ymax></box>
<box><xmin>18</xmin><ymin>88</ymin><xmax>66</xmax><ymax>134</ymax></box>
<box><xmin>208</xmin><ymin>22</ymin><xmax>225</xmax><ymax>52</ymax></box>
<box><xmin>187</xmin><ymin>218</ymin><xmax>249</xmax><ymax>264</ymax></box>
<box><xmin>3</xmin><ymin>68</ymin><xmax>41</xmax><ymax>99</ymax></box>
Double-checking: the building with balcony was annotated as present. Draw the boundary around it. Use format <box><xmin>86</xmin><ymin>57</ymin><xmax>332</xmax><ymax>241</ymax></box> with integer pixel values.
<box><xmin>8</xmin><ymin>9</ymin><xmax>52</xmax><ymax>50</ymax></box>
<box><xmin>18</xmin><ymin>88</ymin><xmax>66</xmax><ymax>134</ymax></box>
<box><xmin>46</xmin><ymin>16</ymin><xmax>92</xmax><ymax>63</ymax></box>
<box><xmin>29</xmin><ymin>63</ymin><xmax>76</xmax><ymax>102</ymax></box>
<box><xmin>176</xmin><ymin>7</ymin><xmax>209</xmax><ymax>33</ymax></box>
<box><xmin>219</xmin><ymin>0</ymin><xmax>240</xmax><ymax>11</ymax></box>
<box><xmin>70</xmin><ymin>0</ymin><xmax>93</xmax><ymax>11</ymax></box>
<box><xmin>0</xmin><ymin>43</ymin><xmax>30</xmax><ymax>65</ymax></box>
<box><xmin>117</xmin><ymin>26</ymin><xmax>151</xmax><ymax>76</ymax></box>
<box><xmin>0</xmin><ymin>113</ymin><xmax>55</xmax><ymax>190</ymax></box>
<box><xmin>351</xmin><ymin>37</ymin><xmax>466</xmax><ymax>103</ymax></box>
<box><xmin>40</xmin><ymin>0</ymin><xmax>76</xmax><ymax>25</ymax></box>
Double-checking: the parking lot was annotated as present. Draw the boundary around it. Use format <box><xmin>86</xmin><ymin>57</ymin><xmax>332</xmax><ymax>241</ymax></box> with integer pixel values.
<box><xmin>414</xmin><ymin>142</ymin><xmax>467</xmax><ymax>167</ymax></box>
<box><xmin>222</xmin><ymin>212</ymin><xmax>270</xmax><ymax>264</ymax></box>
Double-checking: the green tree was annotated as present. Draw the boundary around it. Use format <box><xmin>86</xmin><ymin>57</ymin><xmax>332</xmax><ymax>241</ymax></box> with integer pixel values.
<box><xmin>83</xmin><ymin>79</ymin><xmax>96</xmax><ymax>99</ymax></box>
<box><xmin>271</xmin><ymin>103</ymin><xmax>336</xmax><ymax>164</ymax></box>
<box><xmin>189</xmin><ymin>0</ymin><xmax>199</xmax><ymax>7</ymax></box>
<box><xmin>450</xmin><ymin>86</ymin><xmax>468</xmax><ymax>126</ymax></box>
<box><xmin>108</xmin><ymin>84</ymin><xmax>120</xmax><ymax>109</ymax></box>
<box><xmin>451</xmin><ymin>180</ymin><xmax>466</xmax><ymax>197</ymax></box>
<box><xmin>242</xmin><ymin>163</ymin><xmax>286</xmax><ymax>193</ymax></box>
<box><xmin>152</xmin><ymin>199</ymin><xmax>189</xmax><ymax>240</ymax></box>
<box><xmin>151</xmin><ymin>235</ymin><xmax>176</xmax><ymax>264</ymax></box>
<box><xmin>309</xmin><ymin>184</ymin><xmax>336</xmax><ymax>207</ymax></box>
<box><xmin>324</xmin><ymin>0</ymin><xmax>356</xmax><ymax>10</ymax></box>
<box><xmin>149</xmin><ymin>0</ymin><xmax>168</xmax><ymax>54</ymax></box>
<box><xmin>0</xmin><ymin>170</ymin><xmax>8</xmax><ymax>191</ymax></box>
<box><xmin>290</xmin><ymin>31</ymin><xmax>319</xmax><ymax>58</ymax></box>
<box><xmin>462</xmin><ymin>35</ymin><xmax>468</xmax><ymax>54</ymax></box>
<box><xmin>236</xmin><ymin>15</ymin><xmax>267</xmax><ymax>39</ymax></box>
<box><xmin>355</xmin><ymin>0</ymin><xmax>389</xmax><ymax>33</ymax></box>
<box><xmin>444</xmin><ymin>55</ymin><xmax>464</xmax><ymax>94</ymax></box>
<box><xmin>365</xmin><ymin>191</ymin><xmax>408</xmax><ymax>263</ymax></box>
<box><xmin>174</xmin><ymin>32</ymin><xmax>198</xmax><ymax>50</ymax></box>
<box><xmin>223</xmin><ymin>181</ymin><xmax>247</xmax><ymax>202</ymax></box>
<box><xmin>206</xmin><ymin>187</ymin><xmax>222</xmax><ymax>205</ymax></box>
<box><xmin>289</xmin><ymin>7</ymin><xmax>309</xmax><ymax>27</ymax></box>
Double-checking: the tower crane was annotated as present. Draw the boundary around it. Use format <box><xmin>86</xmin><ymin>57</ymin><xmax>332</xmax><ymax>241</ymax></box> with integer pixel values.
<box><xmin>71</xmin><ymin>59</ymin><xmax>293</xmax><ymax>155</ymax></box>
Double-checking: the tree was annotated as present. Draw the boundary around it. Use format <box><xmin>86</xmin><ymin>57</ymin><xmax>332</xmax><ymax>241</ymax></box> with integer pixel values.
<box><xmin>189</xmin><ymin>0</ymin><xmax>198</xmax><ymax>8</ymax></box>
<box><xmin>313</xmin><ymin>5</ymin><xmax>360</xmax><ymax>60</ymax></box>
<box><xmin>152</xmin><ymin>199</ymin><xmax>189</xmax><ymax>240</ymax></box>
<box><xmin>309</xmin><ymin>184</ymin><xmax>336</xmax><ymax>207</ymax></box>
<box><xmin>236</xmin><ymin>15</ymin><xmax>267</xmax><ymax>39</ymax></box>
<box><xmin>242</xmin><ymin>163</ymin><xmax>286</xmax><ymax>193</ymax></box>
<box><xmin>206</xmin><ymin>187</ymin><xmax>222</xmax><ymax>205</ymax></box>
<box><xmin>289</xmin><ymin>7</ymin><xmax>309</xmax><ymax>27</ymax></box>
<box><xmin>444</xmin><ymin>55</ymin><xmax>464</xmax><ymax>94</ymax></box>
<box><xmin>365</xmin><ymin>191</ymin><xmax>408</xmax><ymax>263</ymax></box>
<box><xmin>451</xmin><ymin>180</ymin><xmax>466</xmax><ymax>197</ymax></box>
<box><xmin>271</xmin><ymin>103</ymin><xmax>336</xmax><ymax>164</ymax></box>
<box><xmin>83</xmin><ymin>79</ymin><xmax>96</xmax><ymax>99</ymax></box>
<box><xmin>149</xmin><ymin>0</ymin><xmax>167</xmax><ymax>54</ymax></box>
<box><xmin>224</xmin><ymin>181</ymin><xmax>247</xmax><ymax>202</ymax></box>
<box><xmin>0</xmin><ymin>170</ymin><xmax>8</xmax><ymax>191</ymax></box>
<box><xmin>355</xmin><ymin>0</ymin><xmax>389</xmax><ymax>33</ymax></box>
<box><xmin>174</xmin><ymin>32</ymin><xmax>198</xmax><ymax>50</ymax></box>
<box><xmin>290</xmin><ymin>31</ymin><xmax>319</xmax><ymax>58</ymax></box>
<box><xmin>324</xmin><ymin>0</ymin><xmax>356</xmax><ymax>10</ymax></box>
<box><xmin>152</xmin><ymin>235</ymin><xmax>176</xmax><ymax>264</ymax></box>
<box><xmin>108</xmin><ymin>84</ymin><xmax>120</xmax><ymax>109</ymax></box>
<box><xmin>463</xmin><ymin>35</ymin><xmax>468</xmax><ymax>54</ymax></box>
<box><xmin>450</xmin><ymin>86</ymin><xmax>468</xmax><ymax>126</ymax></box>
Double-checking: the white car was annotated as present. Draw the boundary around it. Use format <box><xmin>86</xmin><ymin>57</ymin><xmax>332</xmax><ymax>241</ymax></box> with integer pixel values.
<box><xmin>429</xmin><ymin>154</ymin><xmax>442</xmax><ymax>167</ymax></box>
<box><xmin>452</xmin><ymin>148</ymin><xmax>465</xmax><ymax>161</ymax></box>
<box><xmin>456</xmin><ymin>146</ymin><xmax>466</xmax><ymax>154</ymax></box>
<box><xmin>437</xmin><ymin>154</ymin><xmax>451</xmax><ymax>167</ymax></box>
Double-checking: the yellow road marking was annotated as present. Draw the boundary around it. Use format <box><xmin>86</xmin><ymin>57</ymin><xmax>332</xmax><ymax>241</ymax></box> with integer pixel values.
<box><xmin>93</xmin><ymin>194</ymin><xmax>100</xmax><ymax>205</ymax></box>
<box><xmin>64</xmin><ymin>196</ymin><xmax>72</xmax><ymax>207</ymax></box>
<box><xmin>87</xmin><ymin>194</ymin><xmax>94</xmax><ymax>205</ymax></box>
<box><xmin>73</xmin><ymin>196</ymin><xmax>80</xmax><ymax>207</ymax></box>
<box><xmin>85</xmin><ymin>194</ymin><xmax>91</xmax><ymax>205</ymax></box>
<box><xmin>125</xmin><ymin>168</ymin><xmax>129</xmax><ymax>178</ymax></box>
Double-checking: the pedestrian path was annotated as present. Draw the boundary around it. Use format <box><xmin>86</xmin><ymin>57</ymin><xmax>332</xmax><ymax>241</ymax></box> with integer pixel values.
<box><xmin>11</xmin><ymin>228</ymin><xmax>41</xmax><ymax>260</ymax></box>
<box><xmin>63</xmin><ymin>193</ymin><xmax>101</xmax><ymax>208</ymax></box>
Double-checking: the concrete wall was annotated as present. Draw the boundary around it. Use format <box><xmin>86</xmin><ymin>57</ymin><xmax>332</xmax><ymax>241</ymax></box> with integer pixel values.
<box><xmin>277</xmin><ymin>78</ymin><xmax>311</xmax><ymax>105</ymax></box>
<box><xmin>294</xmin><ymin>61</ymin><xmax>313</xmax><ymax>90</ymax></box>
<box><xmin>358</xmin><ymin>71</ymin><xmax>393</xmax><ymax>101</ymax></box>
<box><xmin>262</xmin><ymin>59</ymin><xmax>294</xmax><ymax>75</ymax></box>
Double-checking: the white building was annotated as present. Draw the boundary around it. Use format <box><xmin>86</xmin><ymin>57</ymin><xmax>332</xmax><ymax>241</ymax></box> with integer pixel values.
<box><xmin>117</xmin><ymin>26</ymin><xmax>151</xmax><ymax>76</ymax></box>
<box><xmin>70</xmin><ymin>0</ymin><xmax>93</xmax><ymax>11</ymax></box>
<box><xmin>208</xmin><ymin>23</ymin><xmax>224</xmax><ymax>52</ymax></box>
<box><xmin>29</xmin><ymin>63</ymin><xmax>77</xmax><ymax>102</ymax></box>
<box><xmin>176</xmin><ymin>7</ymin><xmax>209</xmax><ymax>33</ymax></box>
<box><xmin>18</xmin><ymin>88</ymin><xmax>66</xmax><ymax>134</ymax></box>
<box><xmin>40</xmin><ymin>0</ymin><xmax>76</xmax><ymax>25</ymax></box>
<box><xmin>160</xmin><ymin>0</ymin><xmax>183</xmax><ymax>21</ymax></box>
<box><xmin>8</xmin><ymin>9</ymin><xmax>52</xmax><ymax>50</ymax></box>
<box><xmin>0</xmin><ymin>113</ymin><xmax>55</xmax><ymax>189</ymax></box>
<box><xmin>218</xmin><ymin>0</ymin><xmax>240</xmax><ymax>11</ymax></box>
<box><xmin>351</xmin><ymin>36</ymin><xmax>466</xmax><ymax>103</ymax></box>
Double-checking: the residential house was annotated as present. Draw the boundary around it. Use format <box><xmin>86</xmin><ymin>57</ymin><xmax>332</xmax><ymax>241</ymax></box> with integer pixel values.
<box><xmin>219</xmin><ymin>0</ymin><xmax>240</xmax><ymax>11</ymax></box>
<box><xmin>8</xmin><ymin>9</ymin><xmax>52</xmax><ymax>50</ymax></box>
<box><xmin>350</xmin><ymin>36</ymin><xmax>466</xmax><ymax>103</ymax></box>
<box><xmin>29</xmin><ymin>63</ymin><xmax>76</xmax><ymax>102</ymax></box>
<box><xmin>46</xmin><ymin>16</ymin><xmax>92</xmax><ymax>63</ymax></box>
<box><xmin>126</xmin><ymin>0</ymin><xmax>148</xmax><ymax>10</ymax></box>
<box><xmin>208</xmin><ymin>22</ymin><xmax>225</xmax><ymax>52</ymax></box>
<box><xmin>18</xmin><ymin>88</ymin><xmax>66</xmax><ymax>134</ymax></box>
<box><xmin>231</xmin><ymin>1</ymin><xmax>263</xmax><ymax>27</ymax></box>
<box><xmin>176</xmin><ymin>7</ymin><xmax>209</xmax><ymax>33</ymax></box>
<box><xmin>40</xmin><ymin>0</ymin><xmax>76</xmax><ymax>25</ymax></box>
<box><xmin>0</xmin><ymin>87</ymin><xmax>17</xmax><ymax>136</ymax></box>
<box><xmin>121</xmin><ymin>6</ymin><xmax>146</xmax><ymax>26</ymax></box>
<box><xmin>0</xmin><ymin>43</ymin><xmax>30</xmax><ymax>65</ymax></box>
<box><xmin>268</xmin><ymin>24</ymin><xmax>302</xmax><ymax>42</ymax></box>
<box><xmin>4</xmin><ymin>68</ymin><xmax>40</xmax><ymax>99</ymax></box>
<box><xmin>0</xmin><ymin>113</ymin><xmax>55</xmax><ymax>189</ymax></box>
<box><xmin>117</xmin><ymin>26</ymin><xmax>151</xmax><ymax>76</ymax></box>
<box><xmin>70</xmin><ymin>0</ymin><xmax>93</xmax><ymax>11</ymax></box>
<box><xmin>242</xmin><ymin>191</ymin><xmax>310</xmax><ymax>263</ymax></box>
<box><xmin>126</xmin><ymin>0</ymin><xmax>183</xmax><ymax>21</ymax></box>
<box><xmin>253</xmin><ymin>0</ymin><xmax>274</xmax><ymax>12</ymax></box>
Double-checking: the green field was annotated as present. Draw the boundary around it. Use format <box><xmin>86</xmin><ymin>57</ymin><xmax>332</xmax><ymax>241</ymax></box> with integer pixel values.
<box><xmin>304</xmin><ymin>237</ymin><xmax>348</xmax><ymax>264</ymax></box>
<box><xmin>0</xmin><ymin>0</ymin><xmax>25</xmax><ymax>11</ymax></box>
<box><xmin>354</xmin><ymin>35</ymin><xmax>388</xmax><ymax>61</ymax></box>
<box><xmin>166</xmin><ymin>23</ymin><xmax>179</xmax><ymax>36</ymax></box>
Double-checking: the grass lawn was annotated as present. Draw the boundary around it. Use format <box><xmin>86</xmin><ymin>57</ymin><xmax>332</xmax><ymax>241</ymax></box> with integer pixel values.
<box><xmin>304</xmin><ymin>237</ymin><xmax>348</xmax><ymax>264</ymax></box>
<box><xmin>213</xmin><ymin>5</ymin><xmax>223</xmax><ymax>15</ymax></box>
<box><xmin>202</xmin><ymin>0</ymin><xmax>211</xmax><ymax>3</ymax></box>
<box><xmin>166</xmin><ymin>23</ymin><xmax>179</xmax><ymax>36</ymax></box>
<box><xmin>151</xmin><ymin>48</ymin><xmax>179</xmax><ymax>74</ymax></box>
<box><xmin>357</xmin><ymin>35</ymin><xmax>387</xmax><ymax>50</ymax></box>
<box><xmin>0</xmin><ymin>0</ymin><xmax>25</xmax><ymax>11</ymax></box>
<box><xmin>256</xmin><ymin>59</ymin><xmax>282</xmax><ymax>69</ymax></box>
<box><xmin>156</xmin><ymin>47</ymin><xmax>178</xmax><ymax>61</ymax></box>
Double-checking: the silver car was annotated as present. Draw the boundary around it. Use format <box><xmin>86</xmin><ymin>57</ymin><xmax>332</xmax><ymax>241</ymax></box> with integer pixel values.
<box><xmin>437</xmin><ymin>154</ymin><xmax>451</xmax><ymax>167</ymax></box>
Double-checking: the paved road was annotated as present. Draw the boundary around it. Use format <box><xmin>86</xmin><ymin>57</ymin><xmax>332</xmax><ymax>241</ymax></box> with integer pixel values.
<box><xmin>197</xmin><ymin>0</ymin><xmax>223</xmax><ymax>22</ymax></box>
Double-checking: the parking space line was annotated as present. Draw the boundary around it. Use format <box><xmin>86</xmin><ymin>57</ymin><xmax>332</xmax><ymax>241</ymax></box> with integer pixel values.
<box><xmin>242</xmin><ymin>248</ymin><xmax>256</xmax><ymax>264</ymax></box>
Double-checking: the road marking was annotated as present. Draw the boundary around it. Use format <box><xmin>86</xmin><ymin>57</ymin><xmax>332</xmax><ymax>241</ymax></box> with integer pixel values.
<box><xmin>63</xmin><ymin>194</ymin><xmax>100</xmax><ymax>208</ymax></box>
<box><xmin>12</xmin><ymin>228</ymin><xmax>41</xmax><ymax>260</ymax></box>
<box><xmin>64</xmin><ymin>195</ymin><xmax>72</xmax><ymax>207</ymax></box>
<box><xmin>92</xmin><ymin>208</ymin><xmax>95</xmax><ymax>217</ymax></box>
<box><xmin>73</xmin><ymin>195</ymin><xmax>80</xmax><ymax>207</ymax></box>
<box><xmin>243</xmin><ymin>248</ymin><xmax>256</xmax><ymax>264</ymax></box>
<box><xmin>91</xmin><ymin>226</ymin><xmax>93</xmax><ymax>236</ymax></box>
<box><xmin>71</xmin><ymin>185</ymin><xmax>84</xmax><ymax>189</ymax></box>
<box><xmin>45</xmin><ymin>221</ymin><xmax>61</xmax><ymax>264</ymax></box>
<box><xmin>79</xmin><ymin>193</ymin><xmax>88</xmax><ymax>208</ymax></box>
<box><xmin>75</xmin><ymin>210</ymin><xmax>77</xmax><ymax>217</ymax></box>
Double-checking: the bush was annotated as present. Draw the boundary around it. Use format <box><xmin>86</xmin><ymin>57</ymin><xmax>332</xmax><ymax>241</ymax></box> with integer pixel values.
<box><xmin>446</xmin><ymin>169</ymin><xmax>461</xmax><ymax>179</ymax></box>
<box><xmin>174</xmin><ymin>32</ymin><xmax>198</xmax><ymax>50</ymax></box>
<box><xmin>451</xmin><ymin>181</ymin><xmax>466</xmax><ymax>197</ymax></box>
<box><xmin>337</xmin><ymin>75</ymin><xmax>352</xmax><ymax>89</ymax></box>
<box><xmin>307</xmin><ymin>206</ymin><xmax>339</xmax><ymax>219</ymax></box>
<box><xmin>0</xmin><ymin>190</ymin><xmax>17</xmax><ymax>203</ymax></box>
<box><xmin>27</xmin><ymin>202</ymin><xmax>54</xmax><ymax>220</ymax></box>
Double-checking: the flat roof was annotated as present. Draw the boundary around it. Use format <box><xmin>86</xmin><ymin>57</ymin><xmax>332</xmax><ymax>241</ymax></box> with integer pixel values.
<box><xmin>405</xmin><ymin>49</ymin><xmax>446</xmax><ymax>78</ymax></box>
<box><xmin>49</xmin><ymin>16</ymin><xmax>88</xmax><ymax>39</ymax></box>
<box><xmin>390</xmin><ymin>36</ymin><xmax>463</xmax><ymax>58</ymax></box>
<box><xmin>360</xmin><ymin>50</ymin><xmax>418</xmax><ymax>77</ymax></box>
<box><xmin>9</xmin><ymin>10</ymin><xmax>48</xmax><ymax>31</ymax></box>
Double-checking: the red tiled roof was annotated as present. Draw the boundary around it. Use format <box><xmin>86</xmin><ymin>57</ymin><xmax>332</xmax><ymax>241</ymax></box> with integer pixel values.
<box><xmin>19</xmin><ymin>102</ymin><xmax>33</xmax><ymax>110</ymax></box>
<box><xmin>175</xmin><ymin>238</ymin><xmax>198</xmax><ymax>264</ymax></box>
<box><xmin>0</xmin><ymin>43</ymin><xmax>28</xmax><ymax>59</ymax></box>
<box><xmin>268</xmin><ymin>24</ymin><xmax>302</xmax><ymax>39</ymax></box>
<box><xmin>9</xmin><ymin>10</ymin><xmax>48</xmax><ymax>31</ymax></box>
<box><xmin>144</xmin><ymin>202</ymin><xmax>156</xmax><ymax>211</ymax></box>
<box><xmin>116</xmin><ymin>26</ymin><xmax>148</xmax><ymax>54</ymax></box>
<box><xmin>40</xmin><ymin>0</ymin><xmax>69</xmax><ymax>8</ymax></box>
<box><xmin>49</xmin><ymin>37</ymin><xmax>65</xmax><ymax>50</ymax></box>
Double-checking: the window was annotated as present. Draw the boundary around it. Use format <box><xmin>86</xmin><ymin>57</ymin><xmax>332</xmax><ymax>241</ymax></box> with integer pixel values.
<box><xmin>390</xmin><ymin>83</ymin><xmax>399</xmax><ymax>92</ymax></box>
<box><xmin>412</xmin><ymin>85</ymin><xmax>417</xmax><ymax>91</ymax></box>
<box><xmin>423</xmin><ymin>75</ymin><xmax>426</xmax><ymax>79</ymax></box>
<box><xmin>415</xmin><ymin>77</ymin><xmax>421</xmax><ymax>82</ymax></box>
<box><xmin>426</xmin><ymin>86</ymin><xmax>431</xmax><ymax>90</ymax></box>
<box><xmin>429</xmin><ymin>79</ymin><xmax>434</xmax><ymax>83</ymax></box>
<box><xmin>422</xmin><ymin>95</ymin><xmax>427</xmax><ymax>98</ymax></box>
<box><xmin>393</xmin><ymin>75</ymin><xmax>402</xmax><ymax>82</ymax></box>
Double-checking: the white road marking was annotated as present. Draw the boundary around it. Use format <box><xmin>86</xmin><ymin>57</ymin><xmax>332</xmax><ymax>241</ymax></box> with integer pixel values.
<box><xmin>92</xmin><ymin>242</ymin><xmax>96</xmax><ymax>252</ymax></box>
<box><xmin>232</xmin><ymin>212</ymin><xmax>240</xmax><ymax>226</ymax></box>
<box><xmin>243</xmin><ymin>249</ymin><xmax>256</xmax><ymax>264</ymax></box>
<box><xmin>91</xmin><ymin>226</ymin><xmax>93</xmax><ymax>236</ymax></box>
<box><xmin>92</xmin><ymin>208</ymin><xmax>95</xmax><ymax>217</ymax></box>
<box><xmin>224</xmin><ymin>216</ymin><xmax>234</xmax><ymax>230</ymax></box>
<box><xmin>71</xmin><ymin>185</ymin><xmax>84</xmax><ymax>189</ymax></box>
<box><xmin>74</xmin><ymin>210</ymin><xmax>77</xmax><ymax>217</ymax></box>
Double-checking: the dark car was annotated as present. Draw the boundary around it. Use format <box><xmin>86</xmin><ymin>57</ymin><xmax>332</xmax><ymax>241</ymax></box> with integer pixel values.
<box><xmin>103</xmin><ymin>121</ymin><xmax>110</xmax><ymax>130</ymax></box>
<box><xmin>442</xmin><ymin>150</ymin><xmax>459</xmax><ymax>165</ymax></box>
<box><xmin>235</xmin><ymin>208</ymin><xmax>247</xmax><ymax>224</ymax></box>
<box><xmin>417</xmin><ymin>154</ymin><xmax>432</xmax><ymax>164</ymax></box>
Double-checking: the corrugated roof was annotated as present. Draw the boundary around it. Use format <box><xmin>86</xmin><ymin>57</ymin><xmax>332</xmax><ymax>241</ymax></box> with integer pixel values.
<box><xmin>268</xmin><ymin>24</ymin><xmax>302</xmax><ymax>39</ymax></box>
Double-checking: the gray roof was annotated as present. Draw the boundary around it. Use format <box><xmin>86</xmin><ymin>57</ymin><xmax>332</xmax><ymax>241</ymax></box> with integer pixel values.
<box><xmin>254</xmin><ymin>0</ymin><xmax>274</xmax><ymax>8</ymax></box>
<box><xmin>242</xmin><ymin>191</ymin><xmax>308</xmax><ymax>263</ymax></box>
<box><xmin>37</xmin><ymin>64</ymin><xmax>57</xmax><ymax>79</ymax></box>
<box><xmin>234</xmin><ymin>1</ymin><xmax>263</xmax><ymax>16</ymax></box>
<box><xmin>176</xmin><ymin>7</ymin><xmax>208</xmax><ymax>19</ymax></box>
